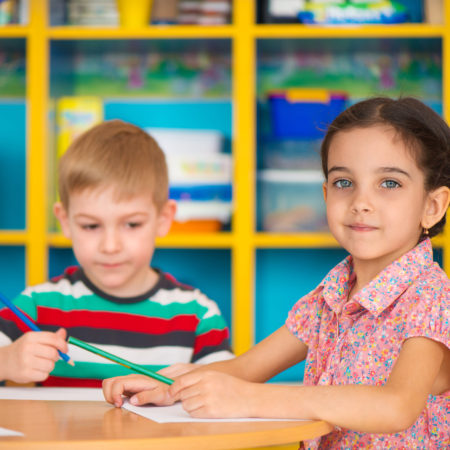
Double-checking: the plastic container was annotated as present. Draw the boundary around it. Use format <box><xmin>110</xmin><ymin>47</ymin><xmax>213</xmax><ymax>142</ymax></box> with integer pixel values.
<box><xmin>261</xmin><ymin>138</ymin><xmax>322</xmax><ymax>170</ymax></box>
<box><xmin>268</xmin><ymin>89</ymin><xmax>347</xmax><ymax>138</ymax></box>
<box><xmin>257</xmin><ymin>169</ymin><xmax>328</xmax><ymax>232</ymax></box>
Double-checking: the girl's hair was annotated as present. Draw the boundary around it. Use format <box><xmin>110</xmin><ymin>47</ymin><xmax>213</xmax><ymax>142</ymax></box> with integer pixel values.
<box><xmin>58</xmin><ymin>119</ymin><xmax>169</xmax><ymax>211</ymax></box>
<box><xmin>320</xmin><ymin>97</ymin><xmax>450</xmax><ymax>239</ymax></box>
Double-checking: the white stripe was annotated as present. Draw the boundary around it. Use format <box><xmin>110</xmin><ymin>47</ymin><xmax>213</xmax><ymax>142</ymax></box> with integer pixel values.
<box><xmin>23</xmin><ymin>279</ymin><xmax>93</xmax><ymax>299</ymax></box>
<box><xmin>195</xmin><ymin>350</ymin><xmax>234</xmax><ymax>365</ymax></box>
<box><xmin>152</xmin><ymin>288</ymin><xmax>221</xmax><ymax>319</ymax></box>
<box><xmin>68</xmin><ymin>343</ymin><xmax>194</xmax><ymax>366</ymax></box>
<box><xmin>0</xmin><ymin>332</ymin><xmax>12</xmax><ymax>347</ymax></box>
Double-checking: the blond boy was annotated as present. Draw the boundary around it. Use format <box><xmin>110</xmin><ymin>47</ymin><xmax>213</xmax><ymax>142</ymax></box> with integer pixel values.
<box><xmin>0</xmin><ymin>120</ymin><xmax>232</xmax><ymax>386</ymax></box>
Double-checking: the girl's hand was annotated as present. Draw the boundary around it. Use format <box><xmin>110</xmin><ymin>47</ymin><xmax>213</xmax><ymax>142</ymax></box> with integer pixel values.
<box><xmin>169</xmin><ymin>370</ymin><xmax>256</xmax><ymax>418</ymax></box>
<box><xmin>0</xmin><ymin>328</ymin><xmax>68</xmax><ymax>383</ymax></box>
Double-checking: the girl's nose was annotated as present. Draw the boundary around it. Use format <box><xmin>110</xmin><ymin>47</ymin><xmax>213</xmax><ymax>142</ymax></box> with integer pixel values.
<box><xmin>350</xmin><ymin>189</ymin><xmax>373</xmax><ymax>214</ymax></box>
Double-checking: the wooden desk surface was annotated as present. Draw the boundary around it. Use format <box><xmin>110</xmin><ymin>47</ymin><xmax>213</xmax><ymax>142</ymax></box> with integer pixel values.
<box><xmin>0</xmin><ymin>399</ymin><xmax>333</xmax><ymax>449</ymax></box>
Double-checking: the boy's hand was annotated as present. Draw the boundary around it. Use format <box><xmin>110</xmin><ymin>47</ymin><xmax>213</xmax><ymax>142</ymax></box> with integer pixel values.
<box><xmin>102</xmin><ymin>364</ymin><xmax>198</xmax><ymax>408</ymax></box>
<box><xmin>102</xmin><ymin>374</ymin><xmax>176</xmax><ymax>408</ymax></box>
<box><xmin>169</xmin><ymin>370</ymin><xmax>255</xmax><ymax>418</ymax></box>
<box><xmin>0</xmin><ymin>328</ymin><xmax>68</xmax><ymax>383</ymax></box>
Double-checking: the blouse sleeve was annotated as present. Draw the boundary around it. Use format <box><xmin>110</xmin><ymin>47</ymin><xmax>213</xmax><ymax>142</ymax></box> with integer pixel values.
<box><xmin>285</xmin><ymin>286</ymin><xmax>322</xmax><ymax>348</ymax></box>
<box><xmin>403</xmin><ymin>275</ymin><xmax>450</xmax><ymax>350</ymax></box>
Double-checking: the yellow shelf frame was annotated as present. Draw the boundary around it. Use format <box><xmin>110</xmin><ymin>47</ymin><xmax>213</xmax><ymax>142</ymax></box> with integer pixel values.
<box><xmin>3</xmin><ymin>0</ymin><xmax>448</xmax><ymax>355</ymax></box>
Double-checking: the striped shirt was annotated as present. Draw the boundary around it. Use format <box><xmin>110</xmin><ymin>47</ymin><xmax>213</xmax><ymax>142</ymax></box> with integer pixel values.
<box><xmin>0</xmin><ymin>266</ymin><xmax>233</xmax><ymax>387</ymax></box>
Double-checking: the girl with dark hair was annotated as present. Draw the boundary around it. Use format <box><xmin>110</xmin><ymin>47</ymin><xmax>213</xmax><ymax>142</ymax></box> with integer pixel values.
<box><xmin>103</xmin><ymin>97</ymin><xmax>450</xmax><ymax>449</ymax></box>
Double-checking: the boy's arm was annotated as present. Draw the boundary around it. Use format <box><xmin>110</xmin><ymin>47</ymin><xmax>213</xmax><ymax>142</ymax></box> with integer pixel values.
<box><xmin>172</xmin><ymin>336</ymin><xmax>445</xmax><ymax>434</ymax></box>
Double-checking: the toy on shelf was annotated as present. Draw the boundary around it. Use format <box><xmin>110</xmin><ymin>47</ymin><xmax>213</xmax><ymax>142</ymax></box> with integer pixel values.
<box><xmin>298</xmin><ymin>1</ymin><xmax>410</xmax><ymax>25</ymax></box>
<box><xmin>147</xmin><ymin>128</ymin><xmax>232</xmax><ymax>233</ymax></box>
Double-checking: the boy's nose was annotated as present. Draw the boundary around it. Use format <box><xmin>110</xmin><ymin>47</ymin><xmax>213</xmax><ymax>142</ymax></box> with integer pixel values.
<box><xmin>100</xmin><ymin>229</ymin><xmax>121</xmax><ymax>253</ymax></box>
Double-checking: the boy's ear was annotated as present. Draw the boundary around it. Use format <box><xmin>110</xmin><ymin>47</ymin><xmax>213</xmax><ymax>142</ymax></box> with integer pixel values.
<box><xmin>156</xmin><ymin>199</ymin><xmax>177</xmax><ymax>237</ymax></box>
<box><xmin>53</xmin><ymin>202</ymin><xmax>72</xmax><ymax>239</ymax></box>
<box><xmin>421</xmin><ymin>186</ymin><xmax>450</xmax><ymax>230</ymax></box>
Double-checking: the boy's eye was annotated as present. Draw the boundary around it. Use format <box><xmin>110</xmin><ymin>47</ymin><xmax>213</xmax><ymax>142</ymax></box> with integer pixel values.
<box><xmin>334</xmin><ymin>179</ymin><xmax>352</xmax><ymax>188</ymax></box>
<box><xmin>381</xmin><ymin>179</ymin><xmax>400</xmax><ymax>189</ymax></box>
<box><xmin>81</xmin><ymin>224</ymin><xmax>99</xmax><ymax>230</ymax></box>
<box><xmin>126</xmin><ymin>222</ymin><xmax>142</xmax><ymax>228</ymax></box>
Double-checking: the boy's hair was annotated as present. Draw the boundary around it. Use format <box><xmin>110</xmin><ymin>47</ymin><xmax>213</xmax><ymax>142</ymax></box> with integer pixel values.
<box><xmin>320</xmin><ymin>96</ymin><xmax>450</xmax><ymax>239</ymax></box>
<box><xmin>58</xmin><ymin>119</ymin><xmax>169</xmax><ymax>211</ymax></box>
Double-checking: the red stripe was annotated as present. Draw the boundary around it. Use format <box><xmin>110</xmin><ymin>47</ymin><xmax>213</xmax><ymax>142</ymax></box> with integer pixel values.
<box><xmin>37</xmin><ymin>306</ymin><xmax>199</xmax><ymax>334</ymax></box>
<box><xmin>194</xmin><ymin>328</ymin><xmax>229</xmax><ymax>355</ymax></box>
<box><xmin>41</xmin><ymin>376</ymin><xmax>102</xmax><ymax>388</ymax></box>
<box><xmin>0</xmin><ymin>308</ymin><xmax>35</xmax><ymax>333</ymax></box>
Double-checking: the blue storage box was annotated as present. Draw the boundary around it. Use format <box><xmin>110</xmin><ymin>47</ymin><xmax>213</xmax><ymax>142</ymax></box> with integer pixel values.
<box><xmin>269</xmin><ymin>89</ymin><xmax>347</xmax><ymax>138</ymax></box>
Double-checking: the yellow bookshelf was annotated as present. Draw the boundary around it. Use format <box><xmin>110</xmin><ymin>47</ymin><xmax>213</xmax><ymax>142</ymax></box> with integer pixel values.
<box><xmin>0</xmin><ymin>0</ymin><xmax>449</xmax><ymax>359</ymax></box>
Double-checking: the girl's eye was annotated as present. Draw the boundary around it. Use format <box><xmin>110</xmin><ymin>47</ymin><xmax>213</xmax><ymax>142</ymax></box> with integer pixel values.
<box><xmin>381</xmin><ymin>180</ymin><xmax>400</xmax><ymax>189</ymax></box>
<box><xmin>334</xmin><ymin>179</ymin><xmax>352</xmax><ymax>188</ymax></box>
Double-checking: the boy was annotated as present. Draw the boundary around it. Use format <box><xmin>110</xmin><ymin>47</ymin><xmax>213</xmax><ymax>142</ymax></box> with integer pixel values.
<box><xmin>0</xmin><ymin>120</ymin><xmax>233</xmax><ymax>387</ymax></box>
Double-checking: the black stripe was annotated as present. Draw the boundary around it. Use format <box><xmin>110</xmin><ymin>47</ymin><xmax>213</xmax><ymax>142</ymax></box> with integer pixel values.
<box><xmin>40</xmin><ymin>324</ymin><xmax>197</xmax><ymax>349</ymax></box>
<box><xmin>192</xmin><ymin>340</ymin><xmax>233</xmax><ymax>362</ymax></box>
<box><xmin>0</xmin><ymin>318</ymin><xmax>23</xmax><ymax>341</ymax></box>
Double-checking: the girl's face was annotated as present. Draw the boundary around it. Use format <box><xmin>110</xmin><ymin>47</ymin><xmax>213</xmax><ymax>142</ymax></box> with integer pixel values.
<box><xmin>323</xmin><ymin>125</ymin><xmax>431</xmax><ymax>274</ymax></box>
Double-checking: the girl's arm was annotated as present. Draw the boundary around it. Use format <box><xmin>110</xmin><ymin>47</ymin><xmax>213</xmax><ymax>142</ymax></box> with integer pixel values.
<box><xmin>103</xmin><ymin>326</ymin><xmax>308</xmax><ymax>406</ymax></box>
<box><xmin>171</xmin><ymin>335</ymin><xmax>446</xmax><ymax>434</ymax></box>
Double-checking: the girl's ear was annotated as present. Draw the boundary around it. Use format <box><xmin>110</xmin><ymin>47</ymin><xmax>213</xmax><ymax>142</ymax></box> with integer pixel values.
<box><xmin>156</xmin><ymin>199</ymin><xmax>177</xmax><ymax>238</ymax></box>
<box><xmin>53</xmin><ymin>202</ymin><xmax>72</xmax><ymax>239</ymax></box>
<box><xmin>322</xmin><ymin>181</ymin><xmax>328</xmax><ymax>202</ymax></box>
<box><xmin>421</xmin><ymin>186</ymin><xmax>450</xmax><ymax>230</ymax></box>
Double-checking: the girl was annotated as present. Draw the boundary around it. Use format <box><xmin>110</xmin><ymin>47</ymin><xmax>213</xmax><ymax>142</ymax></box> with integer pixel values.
<box><xmin>103</xmin><ymin>97</ymin><xmax>450</xmax><ymax>449</ymax></box>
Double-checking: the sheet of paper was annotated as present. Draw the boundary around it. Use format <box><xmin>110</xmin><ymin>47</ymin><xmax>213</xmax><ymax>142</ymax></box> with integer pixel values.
<box><xmin>122</xmin><ymin>399</ymin><xmax>306</xmax><ymax>423</ymax></box>
<box><xmin>0</xmin><ymin>426</ymin><xmax>24</xmax><ymax>437</ymax></box>
<box><xmin>0</xmin><ymin>387</ymin><xmax>104</xmax><ymax>401</ymax></box>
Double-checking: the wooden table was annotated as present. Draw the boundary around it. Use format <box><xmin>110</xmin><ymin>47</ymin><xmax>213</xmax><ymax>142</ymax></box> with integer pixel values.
<box><xmin>0</xmin><ymin>399</ymin><xmax>333</xmax><ymax>449</ymax></box>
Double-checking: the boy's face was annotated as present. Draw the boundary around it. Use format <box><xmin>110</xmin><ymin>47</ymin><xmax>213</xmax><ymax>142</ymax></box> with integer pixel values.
<box><xmin>54</xmin><ymin>186</ymin><xmax>175</xmax><ymax>298</ymax></box>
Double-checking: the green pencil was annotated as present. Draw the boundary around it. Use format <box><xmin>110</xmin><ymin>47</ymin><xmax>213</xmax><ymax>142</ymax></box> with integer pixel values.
<box><xmin>68</xmin><ymin>336</ymin><xmax>174</xmax><ymax>385</ymax></box>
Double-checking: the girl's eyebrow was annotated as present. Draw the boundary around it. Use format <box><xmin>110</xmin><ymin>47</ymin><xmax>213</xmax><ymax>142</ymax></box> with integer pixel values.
<box><xmin>377</xmin><ymin>167</ymin><xmax>411</xmax><ymax>178</ymax></box>
<box><xmin>327</xmin><ymin>166</ymin><xmax>411</xmax><ymax>178</ymax></box>
<box><xmin>327</xmin><ymin>166</ymin><xmax>349</xmax><ymax>175</ymax></box>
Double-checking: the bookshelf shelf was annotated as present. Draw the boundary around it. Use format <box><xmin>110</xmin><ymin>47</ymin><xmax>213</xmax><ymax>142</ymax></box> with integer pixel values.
<box><xmin>0</xmin><ymin>26</ymin><xmax>29</xmax><ymax>38</ymax></box>
<box><xmin>1</xmin><ymin>0</ymin><xmax>449</xmax><ymax>362</ymax></box>
<box><xmin>0</xmin><ymin>231</ymin><xmax>27</xmax><ymax>246</ymax></box>
<box><xmin>252</xmin><ymin>23</ymin><xmax>446</xmax><ymax>39</ymax></box>
<box><xmin>47</xmin><ymin>24</ymin><xmax>236</xmax><ymax>40</ymax></box>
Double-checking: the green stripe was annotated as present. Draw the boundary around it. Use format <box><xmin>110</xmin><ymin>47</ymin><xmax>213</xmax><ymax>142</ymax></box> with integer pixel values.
<box><xmin>51</xmin><ymin>360</ymin><xmax>167</xmax><ymax>379</ymax></box>
<box><xmin>196</xmin><ymin>315</ymin><xmax>228</xmax><ymax>334</ymax></box>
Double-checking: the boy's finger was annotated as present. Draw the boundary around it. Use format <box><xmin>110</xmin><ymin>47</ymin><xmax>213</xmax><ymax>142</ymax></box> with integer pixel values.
<box><xmin>130</xmin><ymin>387</ymin><xmax>173</xmax><ymax>406</ymax></box>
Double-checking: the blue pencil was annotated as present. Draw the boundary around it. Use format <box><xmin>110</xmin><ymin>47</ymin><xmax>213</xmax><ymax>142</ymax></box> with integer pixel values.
<box><xmin>0</xmin><ymin>292</ymin><xmax>74</xmax><ymax>366</ymax></box>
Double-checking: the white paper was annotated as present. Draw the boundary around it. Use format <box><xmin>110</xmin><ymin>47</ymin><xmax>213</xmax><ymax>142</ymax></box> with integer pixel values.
<box><xmin>0</xmin><ymin>387</ymin><xmax>105</xmax><ymax>402</ymax></box>
<box><xmin>0</xmin><ymin>426</ymin><xmax>24</xmax><ymax>437</ymax></box>
<box><xmin>122</xmin><ymin>399</ymin><xmax>306</xmax><ymax>423</ymax></box>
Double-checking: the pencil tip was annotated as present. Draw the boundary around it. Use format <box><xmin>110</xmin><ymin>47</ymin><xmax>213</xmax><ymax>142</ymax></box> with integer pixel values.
<box><xmin>68</xmin><ymin>359</ymin><xmax>75</xmax><ymax>366</ymax></box>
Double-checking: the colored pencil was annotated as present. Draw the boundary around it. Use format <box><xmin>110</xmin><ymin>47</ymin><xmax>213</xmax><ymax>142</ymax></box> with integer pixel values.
<box><xmin>0</xmin><ymin>291</ymin><xmax>74</xmax><ymax>366</ymax></box>
<box><xmin>68</xmin><ymin>336</ymin><xmax>174</xmax><ymax>385</ymax></box>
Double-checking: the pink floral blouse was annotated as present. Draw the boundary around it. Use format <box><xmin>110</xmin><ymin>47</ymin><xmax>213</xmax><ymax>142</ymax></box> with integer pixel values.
<box><xmin>286</xmin><ymin>239</ymin><xmax>449</xmax><ymax>449</ymax></box>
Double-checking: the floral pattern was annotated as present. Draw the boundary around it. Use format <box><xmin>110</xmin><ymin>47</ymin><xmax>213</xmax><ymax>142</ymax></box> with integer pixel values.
<box><xmin>286</xmin><ymin>239</ymin><xmax>449</xmax><ymax>449</ymax></box>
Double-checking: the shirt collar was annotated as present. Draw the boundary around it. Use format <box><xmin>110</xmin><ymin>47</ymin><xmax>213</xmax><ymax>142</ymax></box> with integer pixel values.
<box><xmin>320</xmin><ymin>239</ymin><xmax>434</xmax><ymax>316</ymax></box>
